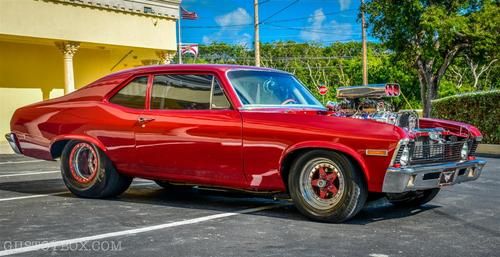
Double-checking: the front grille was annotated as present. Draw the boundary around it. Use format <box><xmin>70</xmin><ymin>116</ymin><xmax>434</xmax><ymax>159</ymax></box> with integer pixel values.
<box><xmin>469</xmin><ymin>140</ymin><xmax>479</xmax><ymax>156</ymax></box>
<box><xmin>409</xmin><ymin>140</ymin><xmax>465</xmax><ymax>164</ymax></box>
<box><xmin>393</xmin><ymin>138</ymin><xmax>478</xmax><ymax>165</ymax></box>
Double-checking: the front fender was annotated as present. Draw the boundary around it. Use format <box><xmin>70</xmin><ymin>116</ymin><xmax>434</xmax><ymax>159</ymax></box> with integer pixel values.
<box><xmin>280</xmin><ymin>141</ymin><xmax>371</xmax><ymax>183</ymax></box>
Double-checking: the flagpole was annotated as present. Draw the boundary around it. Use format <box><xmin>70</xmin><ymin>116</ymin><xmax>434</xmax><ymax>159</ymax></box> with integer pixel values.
<box><xmin>178</xmin><ymin>8</ymin><xmax>182</xmax><ymax>64</ymax></box>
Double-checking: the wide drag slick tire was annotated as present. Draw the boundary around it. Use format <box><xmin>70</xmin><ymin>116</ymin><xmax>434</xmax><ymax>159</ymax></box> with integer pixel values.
<box><xmin>61</xmin><ymin>140</ymin><xmax>132</xmax><ymax>198</ymax></box>
<box><xmin>386</xmin><ymin>188</ymin><xmax>440</xmax><ymax>207</ymax></box>
<box><xmin>288</xmin><ymin>150</ymin><xmax>367</xmax><ymax>223</ymax></box>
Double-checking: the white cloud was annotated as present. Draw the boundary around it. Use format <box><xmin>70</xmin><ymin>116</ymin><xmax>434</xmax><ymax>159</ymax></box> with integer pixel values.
<box><xmin>300</xmin><ymin>8</ymin><xmax>326</xmax><ymax>41</ymax></box>
<box><xmin>215</xmin><ymin>8</ymin><xmax>251</xmax><ymax>27</ymax></box>
<box><xmin>299</xmin><ymin>8</ymin><xmax>354</xmax><ymax>43</ymax></box>
<box><xmin>202</xmin><ymin>8</ymin><xmax>252</xmax><ymax>47</ymax></box>
<box><xmin>338</xmin><ymin>0</ymin><xmax>352</xmax><ymax>11</ymax></box>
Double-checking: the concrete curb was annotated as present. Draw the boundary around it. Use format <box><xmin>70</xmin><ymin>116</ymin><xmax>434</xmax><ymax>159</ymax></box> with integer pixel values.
<box><xmin>476</xmin><ymin>144</ymin><xmax>500</xmax><ymax>158</ymax></box>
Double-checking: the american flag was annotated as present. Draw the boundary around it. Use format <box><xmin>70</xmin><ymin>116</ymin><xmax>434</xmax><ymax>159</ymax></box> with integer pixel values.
<box><xmin>181</xmin><ymin>7</ymin><xmax>198</xmax><ymax>20</ymax></box>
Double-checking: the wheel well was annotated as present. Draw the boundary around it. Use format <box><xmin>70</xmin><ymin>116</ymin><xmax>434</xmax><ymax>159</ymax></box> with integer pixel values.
<box><xmin>50</xmin><ymin>140</ymin><xmax>70</xmax><ymax>159</ymax></box>
<box><xmin>280</xmin><ymin>148</ymin><xmax>368</xmax><ymax>192</ymax></box>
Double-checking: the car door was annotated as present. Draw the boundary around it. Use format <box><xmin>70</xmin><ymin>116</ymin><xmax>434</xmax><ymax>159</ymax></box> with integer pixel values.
<box><xmin>102</xmin><ymin>75</ymin><xmax>149</xmax><ymax>174</ymax></box>
<box><xmin>134</xmin><ymin>72</ymin><xmax>246</xmax><ymax>188</ymax></box>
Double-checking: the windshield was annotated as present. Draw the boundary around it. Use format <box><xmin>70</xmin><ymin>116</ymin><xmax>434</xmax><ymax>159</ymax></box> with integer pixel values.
<box><xmin>227</xmin><ymin>70</ymin><xmax>324</xmax><ymax>108</ymax></box>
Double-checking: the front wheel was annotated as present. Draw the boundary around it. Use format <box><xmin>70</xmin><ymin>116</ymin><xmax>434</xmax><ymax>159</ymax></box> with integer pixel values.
<box><xmin>386</xmin><ymin>188</ymin><xmax>440</xmax><ymax>207</ymax></box>
<box><xmin>61</xmin><ymin>140</ymin><xmax>132</xmax><ymax>198</ymax></box>
<box><xmin>288</xmin><ymin>150</ymin><xmax>367</xmax><ymax>223</ymax></box>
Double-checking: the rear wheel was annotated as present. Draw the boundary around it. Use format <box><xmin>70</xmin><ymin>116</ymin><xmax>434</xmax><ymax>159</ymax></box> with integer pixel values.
<box><xmin>386</xmin><ymin>188</ymin><xmax>440</xmax><ymax>207</ymax></box>
<box><xmin>61</xmin><ymin>140</ymin><xmax>132</xmax><ymax>198</ymax></box>
<box><xmin>288</xmin><ymin>150</ymin><xmax>367</xmax><ymax>223</ymax></box>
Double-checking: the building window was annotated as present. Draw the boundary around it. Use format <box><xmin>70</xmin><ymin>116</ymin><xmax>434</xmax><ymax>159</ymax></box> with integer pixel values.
<box><xmin>109</xmin><ymin>76</ymin><xmax>148</xmax><ymax>109</ymax></box>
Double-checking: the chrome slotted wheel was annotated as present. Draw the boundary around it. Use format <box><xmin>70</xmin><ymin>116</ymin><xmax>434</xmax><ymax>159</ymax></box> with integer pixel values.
<box><xmin>299</xmin><ymin>158</ymin><xmax>345</xmax><ymax>210</ymax></box>
<box><xmin>68</xmin><ymin>142</ymin><xmax>98</xmax><ymax>184</ymax></box>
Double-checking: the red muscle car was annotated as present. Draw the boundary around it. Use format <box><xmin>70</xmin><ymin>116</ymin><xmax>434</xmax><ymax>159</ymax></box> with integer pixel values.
<box><xmin>6</xmin><ymin>64</ymin><xmax>486</xmax><ymax>222</ymax></box>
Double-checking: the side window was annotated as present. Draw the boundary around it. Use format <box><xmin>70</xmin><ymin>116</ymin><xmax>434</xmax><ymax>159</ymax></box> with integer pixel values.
<box><xmin>151</xmin><ymin>74</ymin><xmax>211</xmax><ymax>110</ymax></box>
<box><xmin>211</xmin><ymin>79</ymin><xmax>231</xmax><ymax>109</ymax></box>
<box><xmin>109</xmin><ymin>76</ymin><xmax>148</xmax><ymax>109</ymax></box>
<box><xmin>151</xmin><ymin>74</ymin><xmax>231</xmax><ymax>110</ymax></box>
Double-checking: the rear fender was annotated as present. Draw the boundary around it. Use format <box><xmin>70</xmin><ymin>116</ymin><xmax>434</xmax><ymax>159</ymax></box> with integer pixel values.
<box><xmin>50</xmin><ymin>134</ymin><xmax>107</xmax><ymax>159</ymax></box>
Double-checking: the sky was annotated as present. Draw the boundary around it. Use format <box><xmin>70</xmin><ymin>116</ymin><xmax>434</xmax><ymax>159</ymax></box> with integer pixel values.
<box><xmin>180</xmin><ymin>0</ymin><xmax>373</xmax><ymax>46</ymax></box>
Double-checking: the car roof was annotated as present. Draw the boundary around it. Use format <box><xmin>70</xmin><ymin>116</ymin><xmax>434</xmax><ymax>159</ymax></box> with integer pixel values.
<box><xmin>105</xmin><ymin>64</ymin><xmax>283</xmax><ymax>78</ymax></box>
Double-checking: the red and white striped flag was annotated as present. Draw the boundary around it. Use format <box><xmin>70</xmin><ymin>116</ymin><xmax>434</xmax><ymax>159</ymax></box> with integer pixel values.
<box><xmin>181</xmin><ymin>7</ymin><xmax>198</xmax><ymax>20</ymax></box>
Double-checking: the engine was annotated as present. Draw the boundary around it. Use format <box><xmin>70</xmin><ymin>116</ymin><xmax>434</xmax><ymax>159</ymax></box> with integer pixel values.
<box><xmin>328</xmin><ymin>84</ymin><xmax>480</xmax><ymax>167</ymax></box>
<box><xmin>329</xmin><ymin>84</ymin><xmax>419</xmax><ymax>131</ymax></box>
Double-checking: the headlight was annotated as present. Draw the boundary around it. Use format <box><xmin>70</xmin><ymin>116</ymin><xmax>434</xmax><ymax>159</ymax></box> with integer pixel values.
<box><xmin>400</xmin><ymin>145</ymin><xmax>410</xmax><ymax>166</ymax></box>
<box><xmin>461</xmin><ymin>143</ymin><xmax>469</xmax><ymax>160</ymax></box>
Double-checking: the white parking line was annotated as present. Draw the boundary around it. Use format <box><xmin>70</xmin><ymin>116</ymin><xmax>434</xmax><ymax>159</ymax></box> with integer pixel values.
<box><xmin>0</xmin><ymin>171</ymin><xmax>60</xmax><ymax>178</ymax></box>
<box><xmin>0</xmin><ymin>160</ymin><xmax>46</xmax><ymax>165</ymax></box>
<box><xmin>0</xmin><ymin>204</ymin><xmax>283</xmax><ymax>256</ymax></box>
<box><xmin>0</xmin><ymin>182</ymin><xmax>155</xmax><ymax>202</ymax></box>
<box><xmin>0</xmin><ymin>192</ymin><xmax>67</xmax><ymax>202</ymax></box>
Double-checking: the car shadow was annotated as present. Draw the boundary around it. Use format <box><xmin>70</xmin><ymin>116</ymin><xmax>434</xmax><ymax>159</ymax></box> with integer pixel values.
<box><xmin>0</xmin><ymin>178</ymin><xmax>440</xmax><ymax>224</ymax></box>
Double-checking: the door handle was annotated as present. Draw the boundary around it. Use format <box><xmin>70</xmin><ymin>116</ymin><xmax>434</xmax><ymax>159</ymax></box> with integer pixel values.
<box><xmin>138</xmin><ymin>117</ymin><xmax>155</xmax><ymax>124</ymax></box>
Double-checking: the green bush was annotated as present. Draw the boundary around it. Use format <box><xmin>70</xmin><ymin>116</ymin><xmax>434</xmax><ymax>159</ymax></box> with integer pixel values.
<box><xmin>431</xmin><ymin>90</ymin><xmax>500</xmax><ymax>144</ymax></box>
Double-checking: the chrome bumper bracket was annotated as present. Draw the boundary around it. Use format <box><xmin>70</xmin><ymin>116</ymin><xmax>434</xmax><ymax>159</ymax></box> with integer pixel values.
<box><xmin>5</xmin><ymin>133</ymin><xmax>22</xmax><ymax>154</ymax></box>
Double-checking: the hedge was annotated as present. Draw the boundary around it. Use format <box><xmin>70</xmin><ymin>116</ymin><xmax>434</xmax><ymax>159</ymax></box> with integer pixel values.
<box><xmin>431</xmin><ymin>90</ymin><xmax>500</xmax><ymax>144</ymax></box>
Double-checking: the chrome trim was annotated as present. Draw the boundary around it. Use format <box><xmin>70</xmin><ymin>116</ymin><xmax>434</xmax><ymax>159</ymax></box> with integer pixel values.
<box><xmin>238</xmin><ymin>104</ymin><xmax>327</xmax><ymax>111</ymax></box>
<box><xmin>389</xmin><ymin>138</ymin><xmax>409</xmax><ymax>166</ymax></box>
<box><xmin>382</xmin><ymin>159</ymin><xmax>486</xmax><ymax>193</ymax></box>
<box><xmin>5</xmin><ymin>133</ymin><xmax>22</xmax><ymax>154</ymax></box>
<box><xmin>209</xmin><ymin>76</ymin><xmax>214</xmax><ymax>109</ymax></box>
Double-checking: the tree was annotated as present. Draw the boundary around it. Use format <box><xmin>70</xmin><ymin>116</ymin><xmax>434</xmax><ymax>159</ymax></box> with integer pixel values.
<box><xmin>182</xmin><ymin>41</ymin><xmax>422</xmax><ymax>107</ymax></box>
<box><xmin>365</xmin><ymin>0</ymin><xmax>499</xmax><ymax>117</ymax></box>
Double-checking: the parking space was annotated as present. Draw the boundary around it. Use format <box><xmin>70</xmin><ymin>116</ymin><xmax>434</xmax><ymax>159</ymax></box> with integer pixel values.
<box><xmin>0</xmin><ymin>154</ymin><xmax>499</xmax><ymax>257</ymax></box>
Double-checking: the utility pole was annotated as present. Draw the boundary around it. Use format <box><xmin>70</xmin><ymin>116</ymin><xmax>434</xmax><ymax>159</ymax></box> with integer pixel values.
<box><xmin>254</xmin><ymin>0</ymin><xmax>261</xmax><ymax>67</ymax></box>
<box><xmin>361</xmin><ymin>0</ymin><xmax>368</xmax><ymax>85</ymax></box>
<box><xmin>178</xmin><ymin>9</ymin><xmax>182</xmax><ymax>64</ymax></box>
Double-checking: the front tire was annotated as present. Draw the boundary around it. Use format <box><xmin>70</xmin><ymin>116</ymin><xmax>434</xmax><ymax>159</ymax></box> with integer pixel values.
<box><xmin>288</xmin><ymin>150</ymin><xmax>367</xmax><ymax>223</ymax></box>
<box><xmin>61</xmin><ymin>140</ymin><xmax>132</xmax><ymax>198</ymax></box>
<box><xmin>386</xmin><ymin>188</ymin><xmax>440</xmax><ymax>207</ymax></box>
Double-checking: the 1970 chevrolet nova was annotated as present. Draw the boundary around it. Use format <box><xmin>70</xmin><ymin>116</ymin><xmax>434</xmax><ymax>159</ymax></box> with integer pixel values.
<box><xmin>6</xmin><ymin>64</ymin><xmax>486</xmax><ymax>222</ymax></box>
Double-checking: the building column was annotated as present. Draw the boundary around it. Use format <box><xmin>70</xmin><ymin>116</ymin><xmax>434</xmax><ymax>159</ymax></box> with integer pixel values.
<box><xmin>56</xmin><ymin>41</ymin><xmax>80</xmax><ymax>94</ymax></box>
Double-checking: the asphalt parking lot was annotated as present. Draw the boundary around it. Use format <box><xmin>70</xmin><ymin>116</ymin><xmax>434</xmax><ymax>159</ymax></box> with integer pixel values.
<box><xmin>0</xmin><ymin>154</ymin><xmax>499</xmax><ymax>257</ymax></box>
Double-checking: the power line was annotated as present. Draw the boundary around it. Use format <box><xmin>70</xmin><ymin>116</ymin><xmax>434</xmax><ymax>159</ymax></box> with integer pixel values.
<box><xmin>265</xmin><ymin>24</ymin><xmax>358</xmax><ymax>36</ymax></box>
<box><xmin>184</xmin><ymin>54</ymin><xmax>385</xmax><ymax>61</ymax></box>
<box><xmin>182</xmin><ymin>8</ymin><xmax>357</xmax><ymax>29</ymax></box>
<box><xmin>260</xmin><ymin>0</ymin><xmax>300</xmax><ymax>24</ymax></box>
<box><xmin>261</xmin><ymin>8</ymin><xmax>357</xmax><ymax>24</ymax></box>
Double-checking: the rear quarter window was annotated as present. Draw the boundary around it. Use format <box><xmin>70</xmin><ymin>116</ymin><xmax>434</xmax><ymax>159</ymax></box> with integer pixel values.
<box><xmin>109</xmin><ymin>76</ymin><xmax>148</xmax><ymax>109</ymax></box>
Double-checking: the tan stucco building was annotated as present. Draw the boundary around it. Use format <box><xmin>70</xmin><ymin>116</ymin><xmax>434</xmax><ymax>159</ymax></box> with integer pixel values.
<box><xmin>0</xmin><ymin>0</ymin><xmax>180</xmax><ymax>145</ymax></box>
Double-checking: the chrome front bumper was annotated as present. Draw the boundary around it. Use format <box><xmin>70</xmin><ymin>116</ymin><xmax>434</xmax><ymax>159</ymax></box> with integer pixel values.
<box><xmin>382</xmin><ymin>159</ymin><xmax>486</xmax><ymax>193</ymax></box>
<box><xmin>5</xmin><ymin>133</ymin><xmax>22</xmax><ymax>154</ymax></box>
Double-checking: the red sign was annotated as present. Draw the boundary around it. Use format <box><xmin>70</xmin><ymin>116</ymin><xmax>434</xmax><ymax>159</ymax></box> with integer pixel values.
<box><xmin>318</xmin><ymin>85</ymin><xmax>328</xmax><ymax>95</ymax></box>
